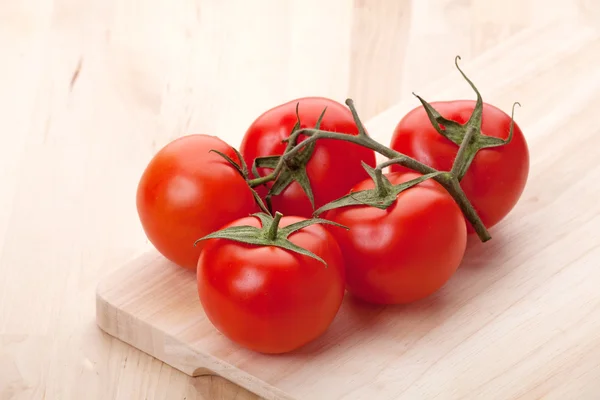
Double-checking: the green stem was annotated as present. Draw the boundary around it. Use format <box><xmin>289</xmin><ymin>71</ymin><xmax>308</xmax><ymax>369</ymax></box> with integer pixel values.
<box><xmin>374</xmin><ymin>168</ymin><xmax>389</xmax><ymax>197</ymax></box>
<box><xmin>450</xmin><ymin>124</ymin><xmax>477</xmax><ymax>179</ymax></box>
<box><xmin>258</xmin><ymin>128</ymin><xmax>489</xmax><ymax>241</ymax></box>
<box><xmin>281</xmin><ymin>129</ymin><xmax>437</xmax><ymax>175</ymax></box>
<box><xmin>345</xmin><ymin>99</ymin><xmax>368</xmax><ymax>136</ymax></box>
<box><xmin>438</xmin><ymin>173</ymin><xmax>491</xmax><ymax>241</ymax></box>
<box><xmin>248</xmin><ymin>125</ymin><xmax>302</xmax><ymax>188</ymax></box>
<box><xmin>267</xmin><ymin>212</ymin><xmax>283</xmax><ymax>240</ymax></box>
<box><xmin>375</xmin><ymin>156</ymin><xmax>435</xmax><ymax>174</ymax></box>
<box><xmin>250</xmin><ymin>169</ymin><xmax>279</xmax><ymax>188</ymax></box>
<box><xmin>246</xmin><ymin>99</ymin><xmax>491</xmax><ymax>242</ymax></box>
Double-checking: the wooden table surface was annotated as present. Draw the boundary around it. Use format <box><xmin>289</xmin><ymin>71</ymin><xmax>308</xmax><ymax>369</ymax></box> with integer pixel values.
<box><xmin>1</xmin><ymin>1</ymin><xmax>599</xmax><ymax>399</ymax></box>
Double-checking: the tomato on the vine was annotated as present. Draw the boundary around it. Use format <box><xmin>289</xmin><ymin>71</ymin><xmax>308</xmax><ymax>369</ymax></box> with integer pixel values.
<box><xmin>136</xmin><ymin>134</ymin><xmax>258</xmax><ymax>271</ymax></box>
<box><xmin>390</xmin><ymin>100</ymin><xmax>529</xmax><ymax>231</ymax></box>
<box><xmin>196</xmin><ymin>213</ymin><xmax>346</xmax><ymax>354</ymax></box>
<box><xmin>240</xmin><ymin>97</ymin><xmax>376</xmax><ymax>218</ymax></box>
<box><xmin>321</xmin><ymin>171</ymin><xmax>467</xmax><ymax>305</ymax></box>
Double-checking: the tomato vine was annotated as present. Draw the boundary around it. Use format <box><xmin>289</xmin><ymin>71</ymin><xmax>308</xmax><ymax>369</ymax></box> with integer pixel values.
<box><xmin>205</xmin><ymin>56</ymin><xmax>521</xmax><ymax>244</ymax></box>
<box><xmin>239</xmin><ymin>57</ymin><xmax>521</xmax><ymax>243</ymax></box>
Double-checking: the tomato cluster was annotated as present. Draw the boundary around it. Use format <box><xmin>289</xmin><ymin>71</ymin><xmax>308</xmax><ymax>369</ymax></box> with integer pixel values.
<box><xmin>135</xmin><ymin>59</ymin><xmax>529</xmax><ymax>354</ymax></box>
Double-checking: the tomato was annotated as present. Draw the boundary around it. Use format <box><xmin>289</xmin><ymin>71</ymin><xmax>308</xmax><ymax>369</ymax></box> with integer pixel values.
<box><xmin>136</xmin><ymin>134</ymin><xmax>258</xmax><ymax>271</ymax></box>
<box><xmin>240</xmin><ymin>97</ymin><xmax>377</xmax><ymax>218</ymax></box>
<box><xmin>322</xmin><ymin>172</ymin><xmax>467</xmax><ymax>305</ymax></box>
<box><xmin>196</xmin><ymin>214</ymin><xmax>346</xmax><ymax>354</ymax></box>
<box><xmin>389</xmin><ymin>100</ymin><xmax>529</xmax><ymax>231</ymax></box>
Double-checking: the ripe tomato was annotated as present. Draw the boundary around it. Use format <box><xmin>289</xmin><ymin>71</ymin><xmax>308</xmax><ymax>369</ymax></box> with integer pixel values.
<box><xmin>323</xmin><ymin>172</ymin><xmax>467</xmax><ymax>305</ymax></box>
<box><xmin>389</xmin><ymin>100</ymin><xmax>529</xmax><ymax>231</ymax></box>
<box><xmin>136</xmin><ymin>134</ymin><xmax>258</xmax><ymax>271</ymax></box>
<box><xmin>240</xmin><ymin>97</ymin><xmax>376</xmax><ymax>218</ymax></box>
<box><xmin>197</xmin><ymin>214</ymin><xmax>346</xmax><ymax>354</ymax></box>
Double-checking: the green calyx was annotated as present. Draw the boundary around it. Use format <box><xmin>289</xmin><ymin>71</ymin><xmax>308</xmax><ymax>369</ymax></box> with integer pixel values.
<box><xmin>210</xmin><ymin>148</ymin><xmax>271</xmax><ymax>215</ymax></box>
<box><xmin>249</xmin><ymin>105</ymin><xmax>328</xmax><ymax>213</ymax></box>
<box><xmin>314</xmin><ymin>161</ymin><xmax>442</xmax><ymax>216</ymax></box>
<box><xmin>194</xmin><ymin>212</ymin><xmax>348</xmax><ymax>265</ymax></box>
<box><xmin>414</xmin><ymin>55</ymin><xmax>520</xmax><ymax>180</ymax></box>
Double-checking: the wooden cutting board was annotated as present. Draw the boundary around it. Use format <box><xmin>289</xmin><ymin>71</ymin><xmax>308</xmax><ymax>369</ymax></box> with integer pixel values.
<box><xmin>96</xmin><ymin>21</ymin><xmax>600</xmax><ymax>400</ymax></box>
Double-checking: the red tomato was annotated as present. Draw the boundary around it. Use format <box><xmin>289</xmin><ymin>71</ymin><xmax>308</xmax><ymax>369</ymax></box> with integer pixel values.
<box><xmin>197</xmin><ymin>215</ymin><xmax>345</xmax><ymax>354</ymax></box>
<box><xmin>136</xmin><ymin>134</ymin><xmax>258</xmax><ymax>271</ymax></box>
<box><xmin>240</xmin><ymin>97</ymin><xmax>376</xmax><ymax>218</ymax></box>
<box><xmin>323</xmin><ymin>172</ymin><xmax>467</xmax><ymax>305</ymax></box>
<box><xmin>389</xmin><ymin>100</ymin><xmax>529</xmax><ymax>231</ymax></box>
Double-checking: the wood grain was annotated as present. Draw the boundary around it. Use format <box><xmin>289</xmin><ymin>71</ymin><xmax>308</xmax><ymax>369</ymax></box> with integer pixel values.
<box><xmin>1</xmin><ymin>0</ymin><xmax>597</xmax><ymax>399</ymax></box>
<box><xmin>95</xmin><ymin>19</ymin><xmax>600</xmax><ymax>400</ymax></box>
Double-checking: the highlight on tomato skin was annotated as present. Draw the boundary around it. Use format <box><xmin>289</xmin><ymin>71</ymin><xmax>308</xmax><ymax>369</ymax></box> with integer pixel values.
<box><xmin>196</xmin><ymin>214</ymin><xmax>346</xmax><ymax>354</ymax></box>
<box><xmin>322</xmin><ymin>171</ymin><xmax>468</xmax><ymax>306</ymax></box>
<box><xmin>389</xmin><ymin>100</ymin><xmax>530</xmax><ymax>231</ymax></box>
<box><xmin>136</xmin><ymin>134</ymin><xmax>258</xmax><ymax>271</ymax></box>
<box><xmin>239</xmin><ymin>96</ymin><xmax>377</xmax><ymax>218</ymax></box>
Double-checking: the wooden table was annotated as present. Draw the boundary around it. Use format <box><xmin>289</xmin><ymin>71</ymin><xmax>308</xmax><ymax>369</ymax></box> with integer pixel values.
<box><xmin>1</xmin><ymin>1</ymin><xmax>599</xmax><ymax>399</ymax></box>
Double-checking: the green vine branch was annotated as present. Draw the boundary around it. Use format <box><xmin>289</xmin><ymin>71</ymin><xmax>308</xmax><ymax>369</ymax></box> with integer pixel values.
<box><xmin>243</xmin><ymin>57</ymin><xmax>521</xmax><ymax>243</ymax></box>
<box><xmin>248</xmin><ymin>99</ymin><xmax>491</xmax><ymax>242</ymax></box>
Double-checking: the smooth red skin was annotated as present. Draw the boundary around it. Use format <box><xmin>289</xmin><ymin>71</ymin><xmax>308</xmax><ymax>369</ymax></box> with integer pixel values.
<box><xmin>197</xmin><ymin>215</ymin><xmax>346</xmax><ymax>354</ymax></box>
<box><xmin>324</xmin><ymin>172</ymin><xmax>467</xmax><ymax>305</ymax></box>
<box><xmin>240</xmin><ymin>97</ymin><xmax>377</xmax><ymax>218</ymax></box>
<box><xmin>390</xmin><ymin>100</ymin><xmax>530</xmax><ymax>231</ymax></box>
<box><xmin>136</xmin><ymin>134</ymin><xmax>258</xmax><ymax>270</ymax></box>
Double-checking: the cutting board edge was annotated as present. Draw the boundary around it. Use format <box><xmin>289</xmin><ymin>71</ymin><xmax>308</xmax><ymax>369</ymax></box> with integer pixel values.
<box><xmin>95</xmin><ymin>251</ymin><xmax>298</xmax><ymax>400</ymax></box>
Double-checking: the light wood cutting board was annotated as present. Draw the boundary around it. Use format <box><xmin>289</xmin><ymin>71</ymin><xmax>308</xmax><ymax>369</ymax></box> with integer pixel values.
<box><xmin>96</xmin><ymin>21</ymin><xmax>600</xmax><ymax>400</ymax></box>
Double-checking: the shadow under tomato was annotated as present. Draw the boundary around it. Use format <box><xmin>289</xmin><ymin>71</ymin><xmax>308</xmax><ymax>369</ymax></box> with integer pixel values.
<box><xmin>286</xmin><ymin>283</ymin><xmax>458</xmax><ymax>358</ymax></box>
<box><xmin>461</xmin><ymin>227</ymin><xmax>510</xmax><ymax>270</ymax></box>
<box><xmin>264</xmin><ymin>223</ymin><xmax>521</xmax><ymax>359</ymax></box>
